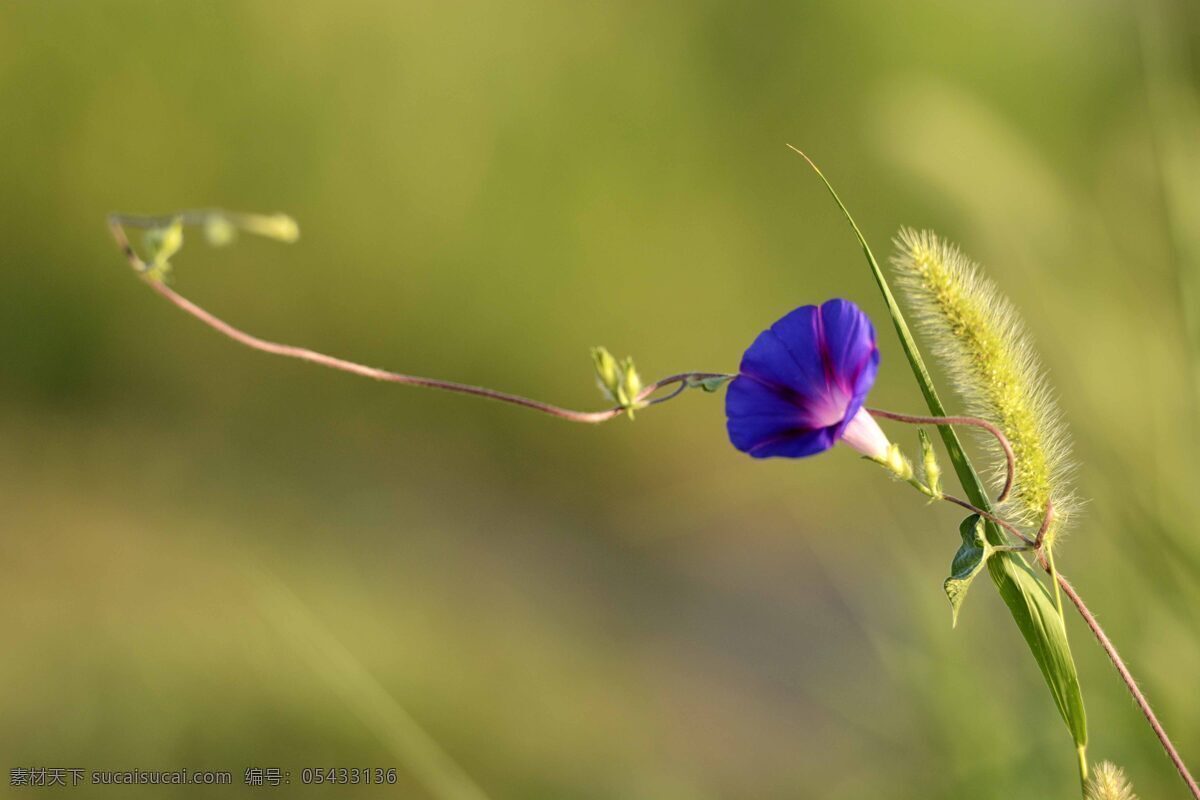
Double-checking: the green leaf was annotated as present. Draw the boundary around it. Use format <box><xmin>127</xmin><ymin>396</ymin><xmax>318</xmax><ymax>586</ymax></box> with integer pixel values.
<box><xmin>944</xmin><ymin>515</ymin><xmax>994</xmax><ymax>627</ymax></box>
<box><xmin>686</xmin><ymin>375</ymin><xmax>733</xmax><ymax>393</ymax></box>
<box><xmin>793</xmin><ymin>147</ymin><xmax>1088</xmax><ymax>750</ymax></box>
<box><xmin>988</xmin><ymin>548</ymin><xmax>1088</xmax><ymax>748</ymax></box>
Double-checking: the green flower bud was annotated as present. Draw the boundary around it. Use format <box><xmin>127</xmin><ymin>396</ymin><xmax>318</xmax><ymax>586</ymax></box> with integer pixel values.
<box><xmin>142</xmin><ymin>216</ymin><xmax>185</xmax><ymax>278</ymax></box>
<box><xmin>238</xmin><ymin>212</ymin><xmax>300</xmax><ymax>243</ymax></box>
<box><xmin>590</xmin><ymin>348</ymin><xmax>644</xmax><ymax>418</ymax></box>
<box><xmin>203</xmin><ymin>214</ymin><xmax>238</xmax><ymax>247</ymax></box>
<box><xmin>870</xmin><ymin>442</ymin><xmax>913</xmax><ymax>481</ymax></box>
<box><xmin>919</xmin><ymin>428</ymin><xmax>942</xmax><ymax>498</ymax></box>
<box><xmin>618</xmin><ymin>356</ymin><xmax>642</xmax><ymax>419</ymax></box>
<box><xmin>591</xmin><ymin>347</ymin><xmax>621</xmax><ymax>403</ymax></box>
<box><xmin>886</xmin><ymin>443</ymin><xmax>913</xmax><ymax>480</ymax></box>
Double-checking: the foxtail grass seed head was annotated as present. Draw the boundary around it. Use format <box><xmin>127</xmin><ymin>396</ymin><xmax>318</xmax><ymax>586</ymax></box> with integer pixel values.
<box><xmin>890</xmin><ymin>229</ymin><xmax>1076</xmax><ymax>547</ymax></box>
<box><xmin>1085</xmin><ymin>762</ymin><xmax>1138</xmax><ymax>800</ymax></box>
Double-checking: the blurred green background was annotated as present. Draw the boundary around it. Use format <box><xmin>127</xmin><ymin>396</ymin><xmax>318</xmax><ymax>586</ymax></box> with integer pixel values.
<box><xmin>2</xmin><ymin>1</ymin><xmax>1199</xmax><ymax>797</ymax></box>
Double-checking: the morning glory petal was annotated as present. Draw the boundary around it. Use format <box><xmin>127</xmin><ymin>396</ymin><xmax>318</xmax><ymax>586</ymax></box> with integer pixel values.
<box><xmin>725</xmin><ymin>299</ymin><xmax>882</xmax><ymax>460</ymax></box>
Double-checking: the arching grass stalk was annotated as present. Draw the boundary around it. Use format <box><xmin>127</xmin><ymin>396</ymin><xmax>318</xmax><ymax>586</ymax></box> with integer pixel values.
<box><xmin>786</xmin><ymin>145</ymin><xmax>1198</xmax><ymax>799</ymax></box>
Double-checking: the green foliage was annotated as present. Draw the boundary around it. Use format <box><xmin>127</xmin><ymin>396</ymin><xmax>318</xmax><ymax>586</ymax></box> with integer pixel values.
<box><xmin>141</xmin><ymin>216</ymin><xmax>184</xmax><ymax>279</ymax></box>
<box><xmin>6</xmin><ymin>4</ymin><xmax>1196</xmax><ymax>796</ymax></box>
<box><xmin>988</xmin><ymin>550</ymin><xmax>1087</xmax><ymax>749</ymax></box>
<box><xmin>795</xmin><ymin>150</ymin><xmax>1088</xmax><ymax>754</ymax></box>
<box><xmin>686</xmin><ymin>374</ymin><xmax>732</xmax><ymax>393</ymax></box>
<box><xmin>944</xmin><ymin>515</ymin><xmax>994</xmax><ymax>627</ymax></box>
<box><xmin>591</xmin><ymin>346</ymin><xmax>642</xmax><ymax>417</ymax></box>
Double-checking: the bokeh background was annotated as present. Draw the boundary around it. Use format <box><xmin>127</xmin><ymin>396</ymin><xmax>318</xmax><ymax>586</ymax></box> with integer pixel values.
<box><xmin>2</xmin><ymin>1</ymin><xmax>1199</xmax><ymax>797</ymax></box>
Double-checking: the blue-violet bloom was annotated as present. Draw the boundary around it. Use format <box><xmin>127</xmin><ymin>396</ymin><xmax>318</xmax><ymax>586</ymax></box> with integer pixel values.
<box><xmin>725</xmin><ymin>299</ymin><xmax>890</xmax><ymax>460</ymax></box>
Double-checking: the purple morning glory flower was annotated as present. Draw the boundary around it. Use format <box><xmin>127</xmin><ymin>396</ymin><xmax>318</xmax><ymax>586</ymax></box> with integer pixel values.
<box><xmin>725</xmin><ymin>299</ymin><xmax>890</xmax><ymax>460</ymax></box>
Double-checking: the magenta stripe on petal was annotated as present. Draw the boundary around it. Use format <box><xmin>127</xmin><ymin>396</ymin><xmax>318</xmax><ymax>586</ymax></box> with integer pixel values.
<box><xmin>726</xmin><ymin>299</ymin><xmax>880</xmax><ymax>459</ymax></box>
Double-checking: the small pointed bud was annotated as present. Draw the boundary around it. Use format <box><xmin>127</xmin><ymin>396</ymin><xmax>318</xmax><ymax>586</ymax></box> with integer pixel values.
<box><xmin>203</xmin><ymin>214</ymin><xmax>238</xmax><ymax>247</ymax></box>
<box><xmin>591</xmin><ymin>347</ymin><xmax>621</xmax><ymax>403</ymax></box>
<box><xmin>142</xmin><ymin>216</ymin><xmax>185</xmax><ymax>278</ymax></box>
<box><xmin>841</xmin><ymin>409</ymin><xmax>916</xmax><ymax>482</ymax></box>
<box><xmin>882</xmin><ymin>443</ymin><xmax>914</xmax><ymax>480</ymax></box>
<box><xmin>618</xmin><ymin>356</ymin><xmax>642</xmax><ymax>418</ymax></box>
<box><xmin>919</xmin><ymin>429</ymin><xmax>942</xmax><ymax>498</ymax></box>
<box><xmin>590</xmin><ymin>348</ymin><xmax>643</xmax><ymax>419</ymax></box>
<box><xmin>239</xmin><ymin>212</ymin><xmax>300</xmax><ymax>243</ymax></box>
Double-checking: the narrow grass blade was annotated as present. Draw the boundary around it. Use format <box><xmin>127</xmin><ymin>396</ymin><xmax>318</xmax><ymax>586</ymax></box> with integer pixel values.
<box><xmin>787</xmin><ymin>146</ymin><xmax>1087</xmax><ymax>752</ymax></box>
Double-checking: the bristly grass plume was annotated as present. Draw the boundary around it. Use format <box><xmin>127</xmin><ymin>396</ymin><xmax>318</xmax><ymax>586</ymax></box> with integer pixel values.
<box><xmin>890</xmin><ymin>229</ymin><xmax>1076</xmax><ymax>547</ymax></box>
<box><xmin>1085</xmin><ymin>762</ymin><xmax>1139</xmax><ymax>800</ymax></box>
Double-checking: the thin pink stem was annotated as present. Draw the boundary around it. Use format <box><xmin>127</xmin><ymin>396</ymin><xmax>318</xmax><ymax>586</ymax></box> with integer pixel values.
<box><xmin>1034</xmin><ymin>498</ymin><xmax>1054</xmax><ymax>548</ymax></box>
<box><xmin>108</xmin><ymin>215</ymin><xmax>729</xmax><ymax>423</ymax></box>
<box><xmin>939</xmin><ymin>493</ymin><xmax>1035</xmax><ymax>546</ymax></box>
<box><xmin>867</xmin><ymin>407</ymin><xmax>1016</xmax><ymax>503</ymax></box>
